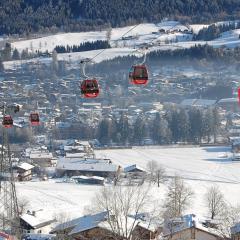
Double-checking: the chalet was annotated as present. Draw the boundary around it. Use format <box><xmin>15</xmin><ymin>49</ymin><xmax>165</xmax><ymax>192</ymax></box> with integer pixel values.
<box><xmin>20</xmin><ymin>211</ymin><xmax>56</xmax><ymax>235</ymax></box>
<box><xmin>51</xmin><ymin>211</ymin><xmax>159</xmax><ymax>240</ymax></box>
<box><xmin>13</xmin><ymin>162</ymin><xmax>34</xmax><ymax>181</ymax></box>
<box><xmin>63</xmin><ymin>140</ymin><xmax>94</xmax><ymax>156</ymax></box>
<box><xmin>163</xmin><ymin>214</ymin><xmax>225</xmax><ymax>240</ymax></box>
<box><xmin>165</xmin><ymin>226</ymin><xmax>225</xmax><ymax>240</ymax></box>
<box><xmin>29</xmin><ymin>151</ymin><xmax>55</xmax><ymax>167</ymax></box>
<box><xmin>56</xmin><ymin>157</ymin><xmax>118</xmax><ymax>177</ymax></box>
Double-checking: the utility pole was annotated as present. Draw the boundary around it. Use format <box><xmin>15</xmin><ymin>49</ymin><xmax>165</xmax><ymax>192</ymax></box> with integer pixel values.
<box><xmin>0</xmin><ymin>104</ymin><xmax>21</xmax><ymax>238</ymax></box>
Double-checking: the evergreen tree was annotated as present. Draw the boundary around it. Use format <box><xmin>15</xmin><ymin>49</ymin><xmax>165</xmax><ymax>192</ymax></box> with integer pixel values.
<box><xmin>2</xmin><ymin>42</ymin><xmax>12</xmax><ymax>61</ymax></box>
<box><xmin>12</xmin><ymin>48</ymin><xmax>20</xmax><ymax>60</ymax></box>
<box><xmin>118</xmin><ymin>113</ymin><xmax>129</xmax><ymax>145</ymax></box>
<box><xmin>98</xmin><ymin>118</ymin><xmax>113</xmax><ymax>145</ymax></box>
<box><xmin>152</xmin><ymin>113</ymin><xmax>171</xmax><ymax>144</ymax></box>
<box><xmin>189</xmin><ymin>108</ymin><xmax>204</xmax><ymax>144</ymax></box>
<box><xmin>178</xmin><ymin>109</ymin><xmax>190</xmax><ymax>142</ymax></box>
<box><xmin>212</xmin><ymin>107</ymin><xmax>221</xmax><ymax>143</ymax></box>
<box><xmin>51</xmin><ymin>49</ymin><xmax>59</xmax><ymax>73</ymax></box>
<box><xmin>133</xmin><ymin>115</ymin><xmax>146</xmax><ymax>145</ymax></box>
<box><xmin>0</xmin><ymin>58</ymin><xmax>4</xmax><ymax>71</ymax></box>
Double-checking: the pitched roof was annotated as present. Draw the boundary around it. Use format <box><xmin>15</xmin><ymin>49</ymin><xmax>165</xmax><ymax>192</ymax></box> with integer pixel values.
<box><xmin>17</xmin><ymin>162</ymin><xmax>34</xmax><ymax>171</ymax></box>
<box><xmin>52</xmin><ymin>211</ymin><xmax>108</xmax><ymax>235</ymax></box>
<box><xmin>124</xmin><ymin>164</ymin><xmax>146</xmax><ymax>173</ymax></box>
<box><xmin>57</xmin><ymin>157</ymin><xmax>118</xmax><ymax>172</ymax></box>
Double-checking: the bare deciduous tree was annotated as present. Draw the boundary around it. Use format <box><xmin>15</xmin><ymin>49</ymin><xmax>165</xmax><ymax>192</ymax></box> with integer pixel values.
<box><xmin>146</xmin><ymin>160</ymin><xmax>166</xmax><ymax>187</ymax></box>
<box><xmin>94</xmin><ymin>184</ymin><xmax>156</xmax><ymax>240</ymax></box>
<box><xmin>164</xmin><ymin>175</ymin><xmax>194</xmax><ymax>218</ymax></box>
<box><xmin>18</xmin><ymin>198</ymin><xmax>30</xmax><ymax>215</ymax></box>
<box><xmin>216</xmin><ymin>204</ymin><xmax>240</xmax><ymax>238</ymax></box>
<box><xmin>106</xmin><ymin>27</ymin><xmax>112</xmax><ymax>43</ymax></box>
<box><xmin>205</xmin><ymin>185</ymin><xmax>226</xmax><ymax>220</ymax></box>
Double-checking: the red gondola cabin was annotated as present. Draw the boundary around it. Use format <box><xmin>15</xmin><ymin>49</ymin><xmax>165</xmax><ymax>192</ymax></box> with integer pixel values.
<box><xmin>30</xmin><ymin>113</ymin><xmax>40</xmax><ymax>126</ymax></box>
<box><xmin>129</xmin><ymin>65</ymin><xmax>148</xmax><ymax>85</ymax></box>
<box><xmin>2</xmin><ymin>115</ymin><xmax>13</xmax><ymax>128</ymax></box>
<box><xmin>80</xmin><ymin>79</ymin><xmax>99</xmax><ymax>98</ymax></box>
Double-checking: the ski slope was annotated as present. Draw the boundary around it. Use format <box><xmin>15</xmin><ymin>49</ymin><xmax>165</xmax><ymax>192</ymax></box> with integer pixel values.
<box><xmin>16</xmin><ymin>146</ymin><xmax>240</xmax><ymax>222</ymax></box>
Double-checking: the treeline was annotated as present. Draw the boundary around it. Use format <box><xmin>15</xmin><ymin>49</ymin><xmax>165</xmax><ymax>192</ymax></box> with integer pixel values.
<box><xmin>150</xmin><ymin>44</ymin><xmax>240</xmax><ymax>61</ymax></box>
<box><xmin>193</xmin><ymin>21</ymin><xmax>240</xmax><ymax>41</ymax></box>
<box><xmin>2</xmin><ymin>0</ymin><xmax>240</xmax><ymax>35</ymax></box>
<box><xmin>0</xmin><ymin>43</ymin><xmax>51</xmax><ymax>64</ymax></box>
<box><xmin>54</xmin><ymin>41</ymin><xmax>111</xmax><ymax>53</ymax></box>
<box><xmin>53</xmin><ymin>107</ymin><xmax>221</xmax><ymax>146</ymax></box>
<box><xmin>90</xmin><ymin>44</ymin><xmax>240</xmax><ymax>76</ymax></box>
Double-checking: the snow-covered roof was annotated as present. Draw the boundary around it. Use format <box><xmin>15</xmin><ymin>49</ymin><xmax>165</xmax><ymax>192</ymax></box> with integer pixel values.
<box><xmin>65</xmin><ymin>152</ymin><xmax>86</xmax><ymax>158</ymax></box>
<box><xmin>17</xmin><ymin>162</ymin><xmax>34</xmax><ymax>171</ymax></box>
<box><xmin>194</xmin><ymin>99</ymin><xmax>217</xmax><ymax>106</ymax></box>
<box><xmin>71</xmin><ymin>175</ymin><xmax>104</xmax><ymax>181</ymax></box>
<box><xmin>124</xmin><ymin>164</ymin><xmax>146</xmax><ymax>173</ymax></box>
<box><xmin>64</xmin><ymin>145</ymin><xmax>84</xmax><ymax>151</ymax></box>
<box><xmin>180</xmin><ymin>99</ymin><xmax>197</xmax><ymax>106</ymax></box>
<box><xmin>21</xmin><ymin>212</ymin><xmax>55</xmax><ymax>229</ymax></box>
<box><xmin>52</xmin><ymin>211</ymin><xmax>108</xmax><ymax>235</ymax></box>
<box><xmin>30</xmin><ymin>152</ymin><xmax>53</xmax><ymax>159</ymax></box>
<box><xmin>163</xmin><ymin>214</ymin><xmax>222</xmax><ymax>238</ymax></box>
<box><xmin>181</xmin><ymin>99</ymin><xmax>216</xmax><ymax>107</ymax></box>
<box><xmin>57</xmin><ymin>157</ymin><xmax>118</xmax><ymax>172</ymax></box>
<box><xmin>218</xmin><ymin>98</ymin><xmax>238</xmax><ymax>103</ymax></box>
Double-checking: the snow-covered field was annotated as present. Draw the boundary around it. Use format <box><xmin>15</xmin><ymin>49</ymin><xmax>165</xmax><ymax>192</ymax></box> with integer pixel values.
<box><xmin>17</xmin><ymin>146</ymin><xmax>240</xmax><ymax>221</ymax></box>
<box><xmin>3</xmin><ymin>20</ymin><xmax>240</xmax><ymax>69</ymax></box>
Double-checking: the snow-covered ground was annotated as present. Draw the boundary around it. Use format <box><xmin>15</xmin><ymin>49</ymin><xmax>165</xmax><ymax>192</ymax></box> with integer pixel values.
<box><xmin>4</xmin><ymin>20</ymin><xmax>240</xmax><ymax>69</ymax></box>
<box><xmin>17</xmin><ymin>146</ymin><xmax>240</xmax><ymax>221</ymax></box>
<box><xmin>12</xmin><ymin>31</ymin><xmax>107</xmax><ymax>53</ymax></box>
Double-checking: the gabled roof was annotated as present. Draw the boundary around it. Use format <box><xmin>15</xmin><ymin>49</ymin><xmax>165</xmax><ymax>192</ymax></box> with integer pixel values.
<box><xmin>52</xmin><ymin>211</ymin><xmax>108</xmax><ymax>235</ymax></box>
<box><xmin>163</xmin><ymin>214</ymin><xmax>224</xmax><ymax>239</ymax></box>
<box><xmin>124</xmin><ymin>164</ymin><xmax>146</xmax><ymax>173</ymax></box>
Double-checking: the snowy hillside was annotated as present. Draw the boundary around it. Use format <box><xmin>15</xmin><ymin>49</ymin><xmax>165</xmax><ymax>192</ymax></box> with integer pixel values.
<box><xmin>12</xmin><ymin>32</ymin><xmax>107</xmax><ymax>53</ymax></box>
<box><xmin>4</xmin><ymin>20</ymin><xmax>240</xmax><ymax>69</ymax></box>
<box><xmin>16</xmin><ymin>146</ymin><xmax>240</xmax><ymax>221</ymax></box>
<box><xmin>11</xmin><ymin>21</ymin><xmax>189</xmax><ymax>53</ymax></box>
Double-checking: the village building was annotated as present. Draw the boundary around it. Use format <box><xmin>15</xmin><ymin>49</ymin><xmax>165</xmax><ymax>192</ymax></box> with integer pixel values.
<box><xmin>163</xmin><ymin>214</ymin><xmax>226</xmax><ymax>240</ymax></box>
<box><xmin>71</xmin><ymin>175</ymin><xmax>105</xmax><ymax>185</ymax></box>
<box><xmin>56</xmin><ymin>157</ymin><xmax>118</xmax><ymax>177</ymax></box>
<box><xmin>51</xmin><ymin>211</ymin><xmax>159</xmax><ymax>240</ymax></box>
<box><xmin>13</xmin><ymin>162</ymin><xmax>34</xmax><ymax>181</ymax></box>
<box><xmin>20</xmin><ymin>211</ymin><xmax>56</xmax><ymax>235</ymax></box>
